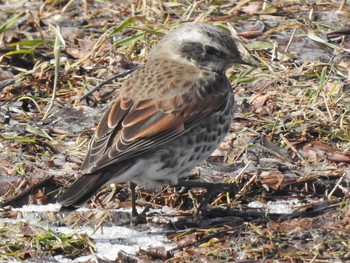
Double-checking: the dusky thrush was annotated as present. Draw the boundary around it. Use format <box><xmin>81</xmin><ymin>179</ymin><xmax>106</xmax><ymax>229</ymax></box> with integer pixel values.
<box><xmin>58</xmin><ymin>23</ymin><xmax>247</xmax><ymax>212</ymax></box>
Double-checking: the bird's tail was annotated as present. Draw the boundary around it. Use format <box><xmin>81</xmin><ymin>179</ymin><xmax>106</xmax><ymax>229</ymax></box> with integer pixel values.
<box><xmin>58</xmin><ymin>171</ymin><xmax>112</xmax><ymax>209</ymax></box>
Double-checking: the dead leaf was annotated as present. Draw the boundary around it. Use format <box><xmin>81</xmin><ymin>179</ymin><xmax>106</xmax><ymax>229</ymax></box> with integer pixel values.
<box><xmin>66</xmin><ymin>39</ymin><xmax>95</xmax><ymax>59</ymax></box>
<box><xmin>260</xmin><ymin>171</ymin><xmax>299</xmax><ymax>190</ymax></box>
<box><xmin>250</xmin><ymin>93</ymin><xmax>271</xmax><ymax>106</ymax></box>
<box><xmin>241</xmin><ymin>1</ymin><xmax>263</xmax><ymax>15</ymax></box>
<box><xmin>298</xmin><ymin>141</ymin><xmax>350</xmax><ymax>163</ymax></box>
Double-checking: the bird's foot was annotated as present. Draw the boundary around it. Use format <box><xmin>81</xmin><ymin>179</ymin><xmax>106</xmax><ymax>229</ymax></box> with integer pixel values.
<box><xmin>130</xmin><ymin>205</ymin><xmax>152</xmax><ymax>225</ymax></box>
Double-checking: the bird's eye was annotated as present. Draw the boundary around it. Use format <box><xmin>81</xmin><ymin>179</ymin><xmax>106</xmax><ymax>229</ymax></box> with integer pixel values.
<box><xmin>205</xmin><ymin>46</ymin><xmax>219</xmax><ymax>56</ymax></box>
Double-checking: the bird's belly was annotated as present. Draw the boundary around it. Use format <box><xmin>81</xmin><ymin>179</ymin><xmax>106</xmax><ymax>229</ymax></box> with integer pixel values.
<box><xmin>131</xmin><ymin>113</ymin><xmax>231</xmax><ymax>187</ymax></box>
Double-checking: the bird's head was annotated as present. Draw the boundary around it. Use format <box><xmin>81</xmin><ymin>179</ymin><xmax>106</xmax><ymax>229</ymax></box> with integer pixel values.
<box><xmin>148</xmin><ymin>23</ymin><xmax>247</xmax><ymax>73</ymax></box>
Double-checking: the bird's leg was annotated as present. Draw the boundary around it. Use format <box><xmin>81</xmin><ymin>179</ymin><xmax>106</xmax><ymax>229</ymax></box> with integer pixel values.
<box><xmin>129</xmin><ymin>181</ymin><xmax>138</xmax><ymax>217</ymax></box>
<box><xmin>128</xmin><ymin>181</ymin><xmax>151</xmax><ymax>225</ymax></box>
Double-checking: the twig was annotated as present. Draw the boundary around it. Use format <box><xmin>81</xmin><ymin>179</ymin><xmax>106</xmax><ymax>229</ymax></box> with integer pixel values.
<box><xmin>236</xmin><ymin>171</ymin><xmax>258</xmax><ymax>198</ymax></box>
<box><xmin>327</xmin><ymin>172</ymin><xmax>345</xmax><ymax>199</ymax></box>
<box><xmin>283</xmin><ymin>27</ymin><xmax>297</xmax><ymax>59</ymax></box>
<box><xmin>339</xmin><ymin>0</ymin><xmax>347</xmax><ymax>11</ymax></box>
<box><xmin>1</xmin><ymin>176</ymin><xmax>54</xmax><ymax>207</ymax></box>
<box><xmin>234</xmin><ymin>160</ymin><xmax>252</xmax><ymax>181</ymax></box>
<box><xmin>79</xmin><ymin>67</ymin><xmax>139</xmax><ymax>102</ymax></box>
<box><xmin>279</xmin><ymin>133</ymin><xmax>305</xmax><ymax>161</ymax></box>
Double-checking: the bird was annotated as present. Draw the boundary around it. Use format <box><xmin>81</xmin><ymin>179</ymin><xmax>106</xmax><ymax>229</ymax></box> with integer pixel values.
<box><xmin>58</xmin><ymin>23</ymin><xmax>247</xmax><ymax>214</ymax></box>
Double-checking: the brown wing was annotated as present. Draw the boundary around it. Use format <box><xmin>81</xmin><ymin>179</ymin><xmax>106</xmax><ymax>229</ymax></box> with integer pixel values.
<box><xmin>81</xmin><ymin>62</ymin><xmax>231</xmax><ymax>174</ymax></box>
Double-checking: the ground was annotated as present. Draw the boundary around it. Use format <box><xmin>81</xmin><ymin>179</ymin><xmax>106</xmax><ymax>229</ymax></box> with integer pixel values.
<box><xmin>0</xmin><ymin>0</ymin><xmax>350</xmax><ymax>262</ymax></box>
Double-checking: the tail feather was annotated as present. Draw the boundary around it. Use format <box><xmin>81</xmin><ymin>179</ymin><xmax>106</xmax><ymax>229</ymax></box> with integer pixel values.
<box><xmin>58</xmin><ymin>172</ymin><xmax>112</xmax><ymax>208</ymax></box>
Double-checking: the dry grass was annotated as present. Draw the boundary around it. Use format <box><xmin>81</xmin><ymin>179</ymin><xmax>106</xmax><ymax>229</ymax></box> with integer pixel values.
<box><xmin>0</xmin><ymin>0</ymin><xmax>350</xmax><ymax>261</ymax></box>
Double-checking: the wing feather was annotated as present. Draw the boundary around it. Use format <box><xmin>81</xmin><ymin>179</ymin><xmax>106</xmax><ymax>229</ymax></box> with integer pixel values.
<box><xmin>81</xmin><ymin>61</ymin><xmax>231</xmax><ymax>174</ymax></box>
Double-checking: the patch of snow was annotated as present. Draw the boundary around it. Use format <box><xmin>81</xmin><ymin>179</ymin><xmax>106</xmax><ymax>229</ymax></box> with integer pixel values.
<box><xmin>91</xmin><ymin>226</ymin><xmax>174</xmax><ymax>261</ymax></box>
<box><xmin>267</xmin><ymin>198</ymin><xmax>302</xmax><ymax>214</ymax></box>
<box><xmin>6</xmin><ymin>204</ymin><xmax>177</xmax><ymax>262</ymax></box>
<box><xmin>54</xmin><ymin>255</ymin><xmax>93</xmax><ymax>263</ymax></box>
<box><xmin>247</xmin><ymin>201</ymin><xmax>265</xmax><ymax>209</ymax></box>
<box><xmin>54</xmin><ymin>225</ymin><xmax>174</xmax><ymax>261</ymax></box>
<box><xmin>248</xmin><ymin>198</ymin><xmax>303</xmax><ymax>214</ymax></box>
<box><xmin>13</xmin><ymin>203</ymin><xmax>61</xmax><ymax>212</ymax></box>
<box><xmin>96</xmin><ymin>243</ymin><xmax>138</xmax><ymax>260</ymax></box>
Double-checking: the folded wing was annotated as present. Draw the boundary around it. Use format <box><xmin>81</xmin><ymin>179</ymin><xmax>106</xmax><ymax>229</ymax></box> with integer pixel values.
<box><xmin>81</xmin><ymin>63</ymin><xmax>231</xmax><ymax>174</ymax></box>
